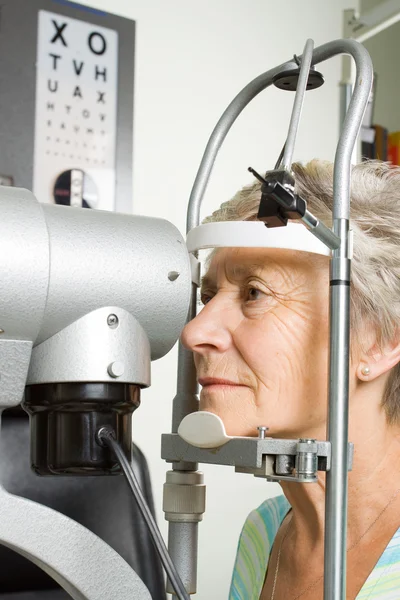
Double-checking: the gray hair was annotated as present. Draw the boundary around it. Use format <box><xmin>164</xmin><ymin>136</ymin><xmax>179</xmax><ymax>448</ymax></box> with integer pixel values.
<box><xmin>203</xmin><ymin>159</ymin><xmax>400</xmax><ymax>425</ymax></box>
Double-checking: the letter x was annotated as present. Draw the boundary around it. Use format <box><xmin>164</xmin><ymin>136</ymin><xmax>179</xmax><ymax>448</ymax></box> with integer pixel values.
<box><xmin>51</xmin><ymin>20</ymin><xmax>68</xmax><ymax>47</ymax></box>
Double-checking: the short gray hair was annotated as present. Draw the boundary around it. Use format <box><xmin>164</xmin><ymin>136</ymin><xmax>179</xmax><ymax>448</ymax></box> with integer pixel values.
<box><xmin>204</xmin><ymin>159</ymin><xmax>400</xmax><ymax>424</ymax></box>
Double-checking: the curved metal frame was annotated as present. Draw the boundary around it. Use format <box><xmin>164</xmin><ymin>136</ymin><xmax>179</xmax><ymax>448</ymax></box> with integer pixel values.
<box><xmin>171</xmin><ymin>38</ymin><xmax>373</xmax><ymax>600</ymax></box>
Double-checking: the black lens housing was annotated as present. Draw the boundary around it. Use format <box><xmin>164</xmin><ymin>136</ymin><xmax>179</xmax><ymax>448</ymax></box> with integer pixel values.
<box><xmin>23</xmin><ymin>382</ymin><xmax>140</xmax><ymax>476</ymax></box>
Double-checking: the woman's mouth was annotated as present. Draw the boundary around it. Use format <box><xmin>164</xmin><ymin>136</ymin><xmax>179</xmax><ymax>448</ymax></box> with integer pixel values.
<box><xmin>198</xmin><ymin>377</ymin><xmax>248</xmax><ymax>390</ymax></box>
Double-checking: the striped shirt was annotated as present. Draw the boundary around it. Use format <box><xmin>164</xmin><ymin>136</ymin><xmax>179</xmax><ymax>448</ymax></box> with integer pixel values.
<box><xmin>229</xmin><ymin>495</ymin><xmax>400</xmax><ymax>599</ymax></box>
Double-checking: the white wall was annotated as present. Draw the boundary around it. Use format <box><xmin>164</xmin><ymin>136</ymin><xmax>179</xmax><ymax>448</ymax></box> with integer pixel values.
<box><xmin>360</xmin><ymin>0</ymin><xmax>383</xmax><ymax>12</ymax></box>
<box><xmin>78</xmin><ymin>1</ymin><xmax>357</xmax><ymax>598</ymax></box>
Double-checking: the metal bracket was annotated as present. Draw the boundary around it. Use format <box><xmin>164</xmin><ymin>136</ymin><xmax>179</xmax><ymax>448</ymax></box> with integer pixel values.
<box><xmin>162</xmin><ymin>434</ymin><xmax>354</xmax><ymax>483</ymax></box>
<box><xmin>250</xmin><ymin>167</ymin><xmax>340</xmax><ymax>250</ymax></box>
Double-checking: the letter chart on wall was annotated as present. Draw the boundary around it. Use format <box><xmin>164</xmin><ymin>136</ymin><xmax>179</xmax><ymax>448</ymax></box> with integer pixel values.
<box><xmin>33</xmin><ymin>10</ymin><xmax>118</xmax><ymax>210</ymax></box>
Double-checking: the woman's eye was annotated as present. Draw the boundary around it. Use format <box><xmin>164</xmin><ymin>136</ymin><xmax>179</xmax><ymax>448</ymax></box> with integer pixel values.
<box><xmin>245</xmin><ymin>287</ymin><xmax>264</xmax><ymax>302</ymax></box>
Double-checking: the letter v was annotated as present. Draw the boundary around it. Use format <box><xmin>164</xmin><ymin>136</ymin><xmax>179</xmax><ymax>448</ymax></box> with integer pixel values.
<box><xmin>73</xmin><ymin>60</ymin><xmax>84</xmax><ymax>76</ymax></box>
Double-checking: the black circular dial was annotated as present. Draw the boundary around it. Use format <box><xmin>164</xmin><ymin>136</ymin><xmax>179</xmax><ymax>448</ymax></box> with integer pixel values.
<box><xmin>53</xmin><ymin>169</ymin><xmax>98</xmax><ymax>209</ymax></box>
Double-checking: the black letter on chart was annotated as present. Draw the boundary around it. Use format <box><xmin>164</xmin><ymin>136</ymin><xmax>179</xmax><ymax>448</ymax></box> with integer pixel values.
<box><xmin>97</xmin><ymin>91</ymin><xmax>105</xmax><ymax>104</ymax></box>
<box><xmin>49</xmin><ymin>54</ymin><xmax>61</xmax><ymax>70</ymax></box>
<box><xmin>88</xmin><ymin>32</ymin><xmax>107</xmax><ymax>55</ymax></box>
<box><xmin>73</xmin><ymin>60</ymin><xmax>84</xmax><ymax>76</ymax></box>
<box><xmin>48</xmin><ymin>79</ymin><xmax>58</xmax><ymax>92</ymax></box>
<box><xmin>95</xmin><ymin>66</ymin><xmax>107</xmax><ymax>82</ymax></box>
<box><xmin>50</xmin><ymin>20</ymin><xmax>68</xmax><ymax>46</ymax></box>
<box><xmin>73</xmin><ymin>86</ymin><xmax>83</xmax><ymax>98</ymax></box>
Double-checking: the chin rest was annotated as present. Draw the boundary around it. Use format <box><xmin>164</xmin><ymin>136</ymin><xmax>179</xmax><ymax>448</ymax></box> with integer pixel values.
<box><xmin>0</xmin><ymin>406</ymin><xmax>165</xmax><ymax>600</ymax></box>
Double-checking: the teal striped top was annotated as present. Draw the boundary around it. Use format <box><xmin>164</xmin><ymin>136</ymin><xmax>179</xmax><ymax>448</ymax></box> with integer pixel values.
<box><xmin>229</xmin><ymin>495</ymin><xmax>400</xmax><ymax>599</ymax></box>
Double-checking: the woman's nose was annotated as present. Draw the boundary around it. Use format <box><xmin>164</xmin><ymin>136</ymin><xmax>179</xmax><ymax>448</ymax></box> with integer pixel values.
<box><xmin>181</xmin><ymin>298</ymin><xmax>233</xmax><ymax>355</ymax></box>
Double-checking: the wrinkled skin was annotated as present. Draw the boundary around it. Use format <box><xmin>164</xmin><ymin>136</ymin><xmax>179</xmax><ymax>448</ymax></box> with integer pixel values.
<box><xmin>182</xmin><ymin>247</ymin><xmax>330</xmax><ymax>439</ymax></box>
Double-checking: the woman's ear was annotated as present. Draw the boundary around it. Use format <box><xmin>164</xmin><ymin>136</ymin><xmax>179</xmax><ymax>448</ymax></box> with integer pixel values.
<box><xmin>357</xmin><ymin>330</ymin><xmax>400</xmax><ymax>382</ymax></box>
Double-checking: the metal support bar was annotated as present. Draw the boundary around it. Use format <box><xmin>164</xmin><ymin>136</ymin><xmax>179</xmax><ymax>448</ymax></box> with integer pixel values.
<box><xmin>339</xmin><ymin>81</ymin><xmax>353</xmax><ymax>131</ymax></box>
<box><xmin>162</xmin><ymin>433</ymin><xmax>331</xmax><ymax>468</ymax></box>
<box><xmin>302</xmin><ymin>208</ymin><xmax>340</xmax><ymax>250</ymax></box>
<box><xmin>162</xmin><ymin>433</ymin><xmax>355</xmax><ymax>475</ymax></box>
<box><xmin>340</xmin><ymin>12</ymin><xmax>353</xmax><ymax>132</ymax></box>
<box><xmin>168</xmin><ymin>291</ymin><xmax>200</xmax><ymax>595</ymax></box>
<box><xmin>172</xmin><ymin>290</ymin><xmax>200</xmax><ymax>435</ymax></box>
<box><xmin>167</xmin><ymin>523</ymin><xmax>199</xmax><ymax>595</ymax></box>
<box><xmin>281</xmin><ymin>39</ymin><xmax>314</xmax><ymax>171</ymax></box>
<box><xmin>163</xmin><ymin>468</ymin><xmax>205</xmax><ymax>595</ymax></box>
<box><xmin>324</xmin><ymin>219</ymin><xmax>352</xmax><ymax>598</ymax></box>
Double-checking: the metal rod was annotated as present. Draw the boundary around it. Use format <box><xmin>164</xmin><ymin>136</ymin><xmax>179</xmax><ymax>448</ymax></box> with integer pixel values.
<box><xmin>274</xmin><ymin>142</ymin><xmax>286</xmax><ymax>170</ymax></box>
<box><xmin>324</xmin><ymin>41</ymin><xmax>373</xmax><ymax>592</ymax></box>
<box><xmin>302</xmin><ymin>209</ymin><xmax>340</xmax><ymax>250</ymax></box>
<box><xmin>167</xmin><ymin>523</ymin><xmax>198</xmax><ymax>595</ymax></box>
<box><xmin>339</xmin><ymin>82</ymin><xmax>353</xmax><ymax>130</ymax></box>
<box><xmin>332</xmin><ymin>43</ymin><xmax>372</xmax><ymax>220</ymax></box>
<box><xmin>281</xmin><ymin>39</ymin><xmax>314</xmax><ymax>171</ymax></box>
<box><xmin>173</xmin><ymin>38</ymin><xmax>372</xmax><ymax>600</ymax></box>
<box><xmin>325</xmin><ymin>219</ymin><xmax>351</xmax><ymax>598</ymax></box>
<box><xmin>167</xmin><ymin>285</ymin><xmax>200</xmax><ymax>597</ymax></box>
<box><xmin>172</xmin><ymin>286</ymin><xmax>200</xmax><ymax>434</ymax></box>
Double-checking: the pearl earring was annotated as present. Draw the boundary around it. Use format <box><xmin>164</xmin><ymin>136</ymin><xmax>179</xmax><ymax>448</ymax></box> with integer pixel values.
<box><xmin>361</xmin><ymin>365</ymin><xmax>370</xmax><ymax>376</ymax></box>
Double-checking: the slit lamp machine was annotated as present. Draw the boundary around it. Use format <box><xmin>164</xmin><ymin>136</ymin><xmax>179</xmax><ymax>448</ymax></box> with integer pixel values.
<box><xmin>0</xmin><ymin>37</ymin><xmax>373</xmax><ymax>600</ymax></box>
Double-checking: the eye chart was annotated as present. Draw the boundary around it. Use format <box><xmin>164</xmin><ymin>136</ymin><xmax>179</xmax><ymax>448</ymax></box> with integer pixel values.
<box><xmin>33</xmin><ymin>10</ymin><xmax>118</xmax><ymax>210</ymax></box>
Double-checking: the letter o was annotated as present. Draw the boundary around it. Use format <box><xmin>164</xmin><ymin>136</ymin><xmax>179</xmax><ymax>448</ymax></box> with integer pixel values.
<box><xmin>88</xmin><ymin>32</ymin><xmax>107</xmax><ymax>55</ymax></box>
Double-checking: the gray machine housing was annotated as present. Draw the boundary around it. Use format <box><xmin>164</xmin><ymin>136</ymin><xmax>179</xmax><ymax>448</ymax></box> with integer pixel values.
<box><xmin>0</xmin><ymin>185</ymin><xmax>192</xmax><ymax>599</ymax></box>
<box><xmin>0</xmin><ymin>186</ymin><xmax>191</xmax><ymax>380</ymax></box>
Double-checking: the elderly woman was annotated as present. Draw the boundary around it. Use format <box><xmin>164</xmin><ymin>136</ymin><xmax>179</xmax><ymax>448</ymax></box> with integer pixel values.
<box><xmin>181</xmin><ymin>159</ymin><xmax>400</xmax><ymax>600</ymax></box>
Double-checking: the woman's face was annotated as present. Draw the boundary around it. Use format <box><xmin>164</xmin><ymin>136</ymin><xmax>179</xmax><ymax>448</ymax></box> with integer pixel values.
<box><xmin>181</xmin><ymin>247</ymin><xmax>331</xmax><ymax>439</ymax></box>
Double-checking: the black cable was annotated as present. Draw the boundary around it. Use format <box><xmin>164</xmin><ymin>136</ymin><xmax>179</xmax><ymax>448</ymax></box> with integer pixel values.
<box><xmin>96</xmin><ymin>426</ymin><xmax>190</xmax><ymax>600</ymax></box>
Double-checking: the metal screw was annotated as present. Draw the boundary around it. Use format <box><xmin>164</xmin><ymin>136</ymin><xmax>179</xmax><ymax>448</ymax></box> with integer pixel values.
<box><xmin>0</xmin><ymin>329</ymin><xmax>4</xmax><ymax>334</ymax></box>
<box><xmin>107</xmin><ymin>314</ymin><xmax>119</xmax><ymax>328</ymax></box>
<box><xmin>257</xmin><ymin>426</ymin><xmax>269</xmax><ymax>439</ymax></box>
<box><xmin>168</xmin><ymin>271</ymin><xmax>180</xmax><ymax>281</ymax></box>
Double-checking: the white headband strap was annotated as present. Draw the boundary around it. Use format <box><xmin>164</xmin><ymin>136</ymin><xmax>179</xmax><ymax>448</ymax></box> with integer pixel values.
<box><xmin>186</xmin><ymin>221</ymin><xmax>331</xmax><ymax>257</ymax></box>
